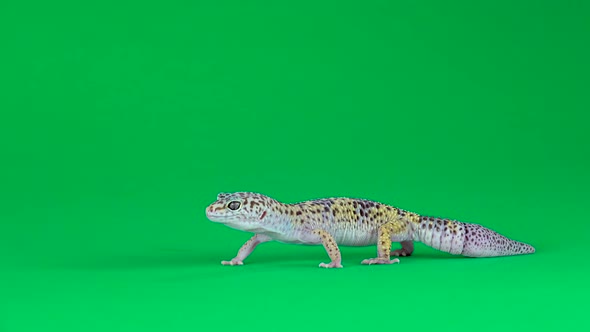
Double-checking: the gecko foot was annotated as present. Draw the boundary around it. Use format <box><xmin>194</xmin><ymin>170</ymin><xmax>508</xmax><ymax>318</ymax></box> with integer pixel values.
<box><xmin>319</xmin><ymin>262</ymin><xmax>343</xmax><ymax>268</ymax></box>
<box><xmin>391</xmin><ymin>249</ymin><xmax>412</xmax><ymax>257</ymax></box>
<box><xmin>221</xmin><ymin>259</ymin><xmax>244</xmax><ymax>266</ymax></box>
<box><xmin>361</xmin><ymin>257</ymin><xmax>400</xmax><ymax>265</ymax></box>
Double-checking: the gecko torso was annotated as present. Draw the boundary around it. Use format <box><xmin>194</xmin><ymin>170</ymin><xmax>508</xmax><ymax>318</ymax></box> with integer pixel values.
<box><xmin>205</xmin><ymin>192</ymin><xmax>535</xmax><ymax>268</ymax></box>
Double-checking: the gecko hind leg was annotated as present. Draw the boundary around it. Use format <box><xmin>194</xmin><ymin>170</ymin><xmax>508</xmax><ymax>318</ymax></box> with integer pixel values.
<box><xmin>391</xmin><ymin>240</ymin><xmax>414</xmax><ymax>257</ymax></box>
<box><xmin>361</xmin><ymin>221</ymin><xmax>405</xmax><ymax>265</ymax></box>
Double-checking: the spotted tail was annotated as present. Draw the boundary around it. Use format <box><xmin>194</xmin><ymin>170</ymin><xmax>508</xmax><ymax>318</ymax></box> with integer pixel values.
<box><xmin>415</xmin><ymin>217</ymin><xmax>535</xmax><ymax>257</ymax></box>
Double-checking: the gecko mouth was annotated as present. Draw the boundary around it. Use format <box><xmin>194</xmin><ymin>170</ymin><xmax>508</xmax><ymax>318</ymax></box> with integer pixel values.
<box><xmin>205</xmin><ymin>209</ymin><xmax>226</xmax><ymax>222</ymax></box>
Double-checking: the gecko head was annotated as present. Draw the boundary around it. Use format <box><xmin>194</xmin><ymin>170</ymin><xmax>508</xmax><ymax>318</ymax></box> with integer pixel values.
<box><xmin>205</xmin><ymin>192</ymin><xmax>276</xmax><ymax>231</ymax></box>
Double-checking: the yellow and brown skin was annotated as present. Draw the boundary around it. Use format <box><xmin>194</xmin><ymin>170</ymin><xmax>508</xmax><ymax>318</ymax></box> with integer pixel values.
<box><xmin>206</xmin><ymin>192</ymin><xmax>422</xmax><ymax>268</ymax></box>
<box><xmin>361</xmin><ymin>221</ymin><xmax>406</xmax><ymax>265</ymax></box>
<box><xmin>205</xmin><ymin>192</ymin><xmax>535</xmax><ymax>268</ymax></box>
<box><xmin>312</xmin><ymin>229</ymin><xmax>342</xmax><ymax>268</ymax></box>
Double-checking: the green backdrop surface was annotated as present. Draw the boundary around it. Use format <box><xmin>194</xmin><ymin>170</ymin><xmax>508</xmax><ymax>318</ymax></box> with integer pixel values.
<box><xmin>1</xmin><ymin>1</ymin><xmax>589</xmax><ymax>331</ymax></box>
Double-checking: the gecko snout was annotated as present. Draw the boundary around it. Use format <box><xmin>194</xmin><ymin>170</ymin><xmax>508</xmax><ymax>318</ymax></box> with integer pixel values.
<box><xmin>205</xmin><ymin>205</ymin><xmax>216</xmax><ymax>217</ymax></box>
<box><xmin>206</xmin><ymin>203</ymin><xmax>227</xmax><ymax>221</ymax></box>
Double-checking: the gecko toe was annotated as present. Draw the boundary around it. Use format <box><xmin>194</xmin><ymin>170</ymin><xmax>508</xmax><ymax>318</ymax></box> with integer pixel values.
<box><xmin>361</xmin><ymin>258</ymin><xmax>400</xmax><ymax>265</ymax></box>
<box><xmin>221</xmin><ymin>260</ymin><xmax>244</xmax><ymax>266</ymax></box>
<box><xmin>391</xmin><ymin>249</ymin><xmax>412</xmax><ymax>257</ymax></box>
<box><xmin>319</xmin><ymin>262</ymin><xmax>343</xmax><ymax>268</ymax></box>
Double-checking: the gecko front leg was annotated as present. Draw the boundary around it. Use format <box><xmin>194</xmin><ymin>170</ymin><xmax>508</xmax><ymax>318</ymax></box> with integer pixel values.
<box><xmin>361</xmin><ymin>221</ymin><xmax>404</xmax><ymax>265</ymax></box>
<box><xmin>221</xmin><ymin>234</ymin><xmax>271</xmax><ymax>266</ymax></box>
<box><xmin>312</xmin><ymin>229</ymin><xmax>343</xmax><ymax>268</ymax></box>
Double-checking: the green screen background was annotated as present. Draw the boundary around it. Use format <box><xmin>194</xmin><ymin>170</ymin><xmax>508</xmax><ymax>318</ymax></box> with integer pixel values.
<box><xmin>1</xmin><ymin>1</ymin><xmax>589</xmax><ymax>331</ymax></box>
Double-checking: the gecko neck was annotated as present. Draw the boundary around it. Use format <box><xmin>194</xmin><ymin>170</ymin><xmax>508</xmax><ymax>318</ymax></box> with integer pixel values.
<box><xmin>240</xmin><ymin>201</ymin><xmax>295</xmax><ymax>236</ymax></box>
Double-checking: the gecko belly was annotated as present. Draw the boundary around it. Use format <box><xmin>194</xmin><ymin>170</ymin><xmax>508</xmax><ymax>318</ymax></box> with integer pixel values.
<box><xmin>262</xmin><ymin>228</ymin><xmax>378</xmax><ymax>247</ymax></box>
<box><xmin>332</xmin><ymin>229</ymin><xmax>378</xmax><ymax>246</ymax></box>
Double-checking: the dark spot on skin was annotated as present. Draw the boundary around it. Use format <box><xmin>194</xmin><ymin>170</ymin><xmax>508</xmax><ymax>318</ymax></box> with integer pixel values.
<box><xmin>429</xmin><ymin>217</ymin><xmax>434</xmax><ymax>221</ymax></box>
<box><xmin>428</xmin><ymin>223</ymin><xmax>433</xmax><ymax>229</ymax></box>
<box><xmin>296</xmin><ymin>211</ymin><xmax>302</xmax><ymax>215</ymax></box>
<box><xmin>332</xmin><ymin>210</ymin><xmax>336</xmax><ymax>216</ymax></box>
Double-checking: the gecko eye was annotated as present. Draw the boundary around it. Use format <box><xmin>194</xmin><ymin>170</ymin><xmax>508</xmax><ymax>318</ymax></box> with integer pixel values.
<box><xmin>228</xmin><ymin>201</ymin><xmax>241</xmax><ymax>210</ymax></box>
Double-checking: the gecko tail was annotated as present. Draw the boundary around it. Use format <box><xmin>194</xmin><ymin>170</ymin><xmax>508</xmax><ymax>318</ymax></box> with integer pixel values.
<box><xmin>461</xmin><ymin>223</ymin><xmax>535</xmax><ymax>257</ymax></box>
